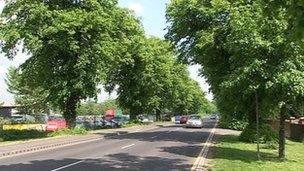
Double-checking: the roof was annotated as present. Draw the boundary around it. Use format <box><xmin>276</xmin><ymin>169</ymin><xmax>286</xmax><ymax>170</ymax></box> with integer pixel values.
<box><xmin>0</xmin><ymin>102</ymin><xmax>19</xmax><ymax>108</ymax></box>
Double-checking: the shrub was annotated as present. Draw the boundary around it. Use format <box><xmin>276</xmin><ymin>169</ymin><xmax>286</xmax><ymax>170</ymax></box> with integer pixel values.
<box><xmin>0</xmin><ymin>117</ymin><xmax>9</xmax><ymax>130</ymax></box>
<box><xmin>239</xmin><ymin>124</ymin><xmax>278</xmax><ymax>145</ymax></box>
<box><xmin>48</xmin><ymin>128</ymin><xmax>87</xmax><ymax>137</ymax></box>
<box><xmin>121</xmin><ymin>120</ymin><xmax>142</xmax><ymax>128</ymax></box>
<box><xmin>219</xmin><ymin>118</ymin><xmax>248</xmax><ymax>131</ymax></box>
<box><xmin>0</xmin><ymin>129</ymin><xmax>47</xmax><ymax>141</ymax></box>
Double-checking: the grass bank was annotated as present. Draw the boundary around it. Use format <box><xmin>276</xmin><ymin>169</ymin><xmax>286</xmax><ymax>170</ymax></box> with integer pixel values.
<box><xmin>0</xmin><ymin>128</ymin><xmax>87</xmax><ymax>142</ymax></box>
<box><xmin>211</xmin><ymin>135</ymin><xmax>304</xmax><ymax>171</ymax></box>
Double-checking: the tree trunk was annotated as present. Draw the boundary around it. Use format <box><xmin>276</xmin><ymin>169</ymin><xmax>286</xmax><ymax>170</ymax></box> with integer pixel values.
<box><xmin>63</xmin><ymin>95</ymin><xmax>78</xmax><ymax>129</ymax></box>
<box><xmin>156</xmin><ymin>109</ymin><xmax>161</xmax><ymax>121</ymax></box>
<box><xmin>255</xmin><ymin>91</ymin><xmax>260</xmax><ymax>160</ymax></box>
<box><xmin>129</xmin><ymin>108</ymin><xmax>138</xmax><ymax>120</ymax></box>
<box><xmin>279</xmin><ymin>110</ymin><xmax>286</xmax><ymax>159</ymax></box>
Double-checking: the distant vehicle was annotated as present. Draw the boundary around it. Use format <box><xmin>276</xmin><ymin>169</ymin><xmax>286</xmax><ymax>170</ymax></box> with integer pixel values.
<box><xmin>174</xmin><ymin>115</ymin><xmax>181</xmax><ymax>124</ymax></box>
<box><xmin>210</xmin><ymin>114</ymin><xmax>219</xmax><ymax>120</ymax></box>
<box><xmin>186</xmin><ymin>115</ymin><xmax>203</xmax><ymax>128</ymax></box>
<box><xmin>103</xmin><ymin>120</ymin><xmax>119</xmax><ymax>128</ymax></box>
<box><xmin>112</xmin><ymin>116</ymin><xmax>129</xmax><ymax>127</ymax></box>
<box><xmin>46</xmin><ymin>115</ymin><xmax>66</xmax><ymax>131</ymax></box>
<box><xmin>162</xmin><ymin>113</ymin><xmax>171</xmax><ymax>121</ymax></box>
<box><xmin>137</xmin><ymin>115</ymin><xmax>154</xmax><ymax>123</ymax></box>
<box><xmin>180</xmin><ymin>115</ymin><xmax>188</xmax><ymax>124</ymax></box>
<box><xmin>11</xmin><ymin>114</ymin><xmax>35</xmax><ymax>123</ymax></box>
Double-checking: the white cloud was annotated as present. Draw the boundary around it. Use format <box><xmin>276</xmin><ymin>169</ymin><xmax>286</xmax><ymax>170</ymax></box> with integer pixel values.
<box><xmin>128</xmin><ymin>2</ymin><xmax>144</xmax><ymax>15</ymax></box>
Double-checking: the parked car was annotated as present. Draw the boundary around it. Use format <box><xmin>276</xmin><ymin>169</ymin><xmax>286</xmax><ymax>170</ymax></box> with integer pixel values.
<box><xmin>103</xmin><ymin>119</ymin><xmax>119</xmax><ymax>128</ymax></box>
<box><xmin>180</xmin><ymin>115</ymin><xmax>188</xmax><ymax>124</ymax></box>
<box><xmin>137</xmin><ymin>115</ymin><xmax>154</xmax><ymax>123</ymax></box>
<box><xmin>174</xmin><ymin>115</ymin><xmax>181</xmax><ymax>124</ymax></box>
<box><xmin>46</xmin><ymin>119</ymin><xmax>66</xmax><ymax>131</ymax></box>
<box><xmin>46</xmin><ymin>115</ymin><xmax>66</xmax><ymax>131</ymax></box>
<box><xmin>185</xmin><ymin>115</ymin><xmax>203</xmax><ymax>128</ymax></box>
<box><xmin>210</xmin><ymin>114</ymin><xmax>219</xmax><ymax>120</ymax></box>
<box><xmin>10</xmin><ymin>114</ymin><xmax>35</xmax><ymax>123</ymax></box>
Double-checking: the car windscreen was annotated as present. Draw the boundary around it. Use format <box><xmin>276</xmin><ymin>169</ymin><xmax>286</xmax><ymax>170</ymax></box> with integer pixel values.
<box><xmin>189</xmin><ymin>116</ymin><xmax>201</xmax><ymax>120</ymax></box>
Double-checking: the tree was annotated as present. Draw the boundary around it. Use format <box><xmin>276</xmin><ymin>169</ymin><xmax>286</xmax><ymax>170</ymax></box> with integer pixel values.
<box><xmin>170</xmin><ymin>64</ymin><xmax>208</xmax><ymax>115</ymax></box>
<box><xmin>105</xmin><ymin>37</ymin><xmax>174</xmax><ymax>120</ymax></box>
<box><xmin>106</xmin><ymin>37</ymin><xmax>208</xmax><ymax>120</ymax></box>
<box><xmin>166</xmin><ymin>0</ymin><xmax>304</xmax><ymax>159</ymax></box>
<box><xmin>6</xmin><ymin>67</ymin><xmax>51</xmax><ymax>115</ymax></box>
<box><xmin>0</xmin><ymin>0</ymin><xmax>143</xmax><ymax>127</ymax></box>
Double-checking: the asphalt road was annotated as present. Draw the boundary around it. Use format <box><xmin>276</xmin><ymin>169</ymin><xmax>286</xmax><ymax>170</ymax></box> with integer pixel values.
<box><xmin>0</xmin><ymin>119</ymin><xmax>217</xmax><ymax>171</ymax></box>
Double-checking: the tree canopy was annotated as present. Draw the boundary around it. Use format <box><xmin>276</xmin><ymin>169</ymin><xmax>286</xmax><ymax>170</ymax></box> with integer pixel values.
<box><xmin>106</xmin><ymin>37</ymin><xmax>209</xmax><ymax>119</ymax></box>
<box><xmin>0</xmin><ymin>0</ymin><xmax>144</xmax><ymax>127</ymax></box>
<box><xmin>166</xmin><ymin>0</ymin><xmax>304</xmax><ymax>159</ymax></box>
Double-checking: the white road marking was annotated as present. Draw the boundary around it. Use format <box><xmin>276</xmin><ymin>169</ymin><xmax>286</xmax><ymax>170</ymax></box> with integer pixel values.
<box><xmin>51</xmin><ymin>160</ymin><xmax>84</xmax><ymax>171</ymax></box>
<box><xmin>151</xmin><ymin>136</ymin><xmax>158</xmax><ymax>139</ymax></box>
<box><xmin>121</xmin><ymin>143</ymin><xmax>135</xmax><ymax>149</ymax></box>
<box><xmin>191</xmin><ymin>121</ymin><xmax>218</xmax><ymax>171</ymax></box>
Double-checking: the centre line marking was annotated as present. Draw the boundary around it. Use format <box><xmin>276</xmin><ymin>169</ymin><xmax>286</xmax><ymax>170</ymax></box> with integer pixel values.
<box><xmin>151</xmin><ymin>136</ymin><xmax>158</xmax><ymax>139</ymax></box>
<box><xmin>121</xmin><ymin>143</ymin><xmax>135</xmax><ymax>149</ymax></box>
<box><xmin>51</xmin><ymin>160</ymin><xmax>84</xmax><ymax>171</ymax></box>
<box><xmin>191</xmin><ymin>121</ymin><xmax>218</xmax><ymax>171</ymax></box>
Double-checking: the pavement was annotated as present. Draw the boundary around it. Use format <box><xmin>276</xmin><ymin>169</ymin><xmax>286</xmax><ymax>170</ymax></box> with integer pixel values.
<box><xmin>0</xmin><ymin>119</ymin><xmax>218</xmax><ymax>171</ymax></box>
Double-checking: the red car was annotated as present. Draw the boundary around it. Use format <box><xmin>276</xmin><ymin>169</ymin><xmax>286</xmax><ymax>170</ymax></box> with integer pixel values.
<box><xmin>46</xmin><ymin>119</ymin><xmax>66</xmax><ymax>131</ymax></box>
<box><xmin>180</xmin><ymin>115</ymin><xmax>188</xmax><ymax>124</ymax></box>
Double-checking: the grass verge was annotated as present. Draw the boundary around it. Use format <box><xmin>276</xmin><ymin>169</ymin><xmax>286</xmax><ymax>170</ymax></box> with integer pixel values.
<box><xmin>0</xmin><ymin>128</ymin><xmax>87</xmax><ymax>142</ymax></box>
<box><xmin>211</xmin><ymin>135</ymin><xmax>304</xmax><ymax>171</ymax></box>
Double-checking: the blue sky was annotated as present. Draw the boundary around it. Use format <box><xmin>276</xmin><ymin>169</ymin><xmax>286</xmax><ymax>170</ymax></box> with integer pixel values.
<box><xmin>0</xmin><ymin>0</ymin><xmax>212</xmax><ymax>104</ymax></box>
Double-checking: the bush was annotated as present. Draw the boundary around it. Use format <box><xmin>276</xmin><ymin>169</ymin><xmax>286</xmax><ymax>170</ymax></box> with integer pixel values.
<box><xmin>0</xmin><ymin>117</ymin><xmax>9</xmax><ymax>130</ymax></box>
<box><xmin>48</xmin><ymin>128</ymin><xmax>87</xmax><ymax>137</ymax></box>
<box><xmin>0</xmin><ymin>129</ymin><xmax>47</xmax><ymax>141</ymax></box>
<box><xmin>239</xmin><ymin>124</ymin><xmax>278</xmax><ymax>145</ymax></box>
<box><xmin>121</xmin><ymin>120</ymin><xmax>142</xmax><ymax>128</ymax></box>
<box><xmin>219</xmin><ymin>118</ymin><xmax>248</xmax><ymax>131</ymax></box>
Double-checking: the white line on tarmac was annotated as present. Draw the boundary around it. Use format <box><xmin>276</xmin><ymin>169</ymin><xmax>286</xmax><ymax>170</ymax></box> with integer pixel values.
<box><xmin>151</xmin><ymin>136</ymin><xmax>158</xmax><ymax>139</ymax></box>
<box><xmin>51</xmin><ymin>160</ymin><xmax>84</xmax><ymax>171</ymax></box>
<box><xmin>191</xmin><ymin>121</ymin><xmax>218</xmax><ymax>171</ymax></box>
<box><xmin>121</xmin><ymin>143</ymin><xmax>135</xmax><ymax>149</ymax></box>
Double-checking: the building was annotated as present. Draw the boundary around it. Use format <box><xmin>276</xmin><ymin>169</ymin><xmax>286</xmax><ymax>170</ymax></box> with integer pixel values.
<box><xmin>0</xmin><ymin>102</ymin><xmax>18</xmax><ymax>118</ymax></box>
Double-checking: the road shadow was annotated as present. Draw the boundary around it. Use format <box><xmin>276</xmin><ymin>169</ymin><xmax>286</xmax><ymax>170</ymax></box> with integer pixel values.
<box><xmin>0</xmin><ymin>153</ymin><xmax>192</xmax><ymax>171</ymax></box>
<box><xmin>160</xmin><ymin>145</ymin><xmax>203</xmax><ymax>158</ymax></box>
<box><xmin>104</xmin><ymin>129</ymin><xmax>211</xmax><ymax>145</ymax></box>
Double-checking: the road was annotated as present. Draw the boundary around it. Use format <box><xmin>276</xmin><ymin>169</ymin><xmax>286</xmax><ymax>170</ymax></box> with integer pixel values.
<box><xmin>0</xmin><ymin>119</ymin><xmax>217</xmax><ymax>171</ymax></box>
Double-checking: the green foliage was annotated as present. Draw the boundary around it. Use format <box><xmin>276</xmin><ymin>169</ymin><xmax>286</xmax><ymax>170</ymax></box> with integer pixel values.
<box><xmin>239</xmin><ymin>124</ymin><xmax>278</xmax><ymax>144</ymax></box>
<box><xmin>106</xmin><ymin>37</ymin><xmax>209</xmax><ymax>118</ymax></box>
<box><xmin>6</xmin><ymin>67</ymin><xmax>52</xmax><ymax>115</ymax></box>
<box><xmin>0</xmin><ymin>117</ymin><xmax>8</xmax><ymax>130</ymax></box>
<box><xmin>166</xmin><ymin>1</ymin><xmax>304</xmax><ymax>158</ymax></box>
<box><xmin>219</xmin><ymin>118</ymin><xmax>248</xmax><ymax>131</ymax></box>
<box><xmin>0</xmin><ymin>0</ymin><xmax>144</xmax><ymax>127</ymax></box>
<box><xmin>77</xmin><ymin>100</ymin><xmax>103</xmax><ymax>116</ymax></box>
<box><xmin>121</xmin><ymin>120</ymin><xmax>142</xmax><ymax>128</ymax></box>
<box><xmin>48</xmin><ymin>128</ymin><xmax>87</xmax><ymax>137</ymax></box>
<box><xmin>0</xmin><ymin>130</ymin><xmax>48</xmax><ymax>142</ymax></box>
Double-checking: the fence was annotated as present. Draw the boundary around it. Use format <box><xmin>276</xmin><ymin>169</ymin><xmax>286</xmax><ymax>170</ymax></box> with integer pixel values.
<box><xmin>269</xmin><ymin>118</ymin><xmax>304</xmax><ymax>141</ymax></box>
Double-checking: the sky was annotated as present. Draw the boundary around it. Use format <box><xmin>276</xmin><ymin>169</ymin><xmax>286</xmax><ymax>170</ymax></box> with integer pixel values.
<box><xmin>0</xmin><ymin>0</ymin><xmax>212</xmax><ymax>104</ymax></box>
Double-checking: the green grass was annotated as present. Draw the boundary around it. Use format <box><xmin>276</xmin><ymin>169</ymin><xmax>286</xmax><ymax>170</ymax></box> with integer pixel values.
<box><xmin>0</xmin><ymin>128</ymin><xmax>87</xmax><ymax>143</ymax></box>
<box><xmin>212</xmin><ymin>135</ymin><xmax>304</xmax><ymax>171</ymax></box>
<box><xmin>47</xmin><ymin>128</ymin><xmax>87</xmax><ymax>137</ymax></box>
